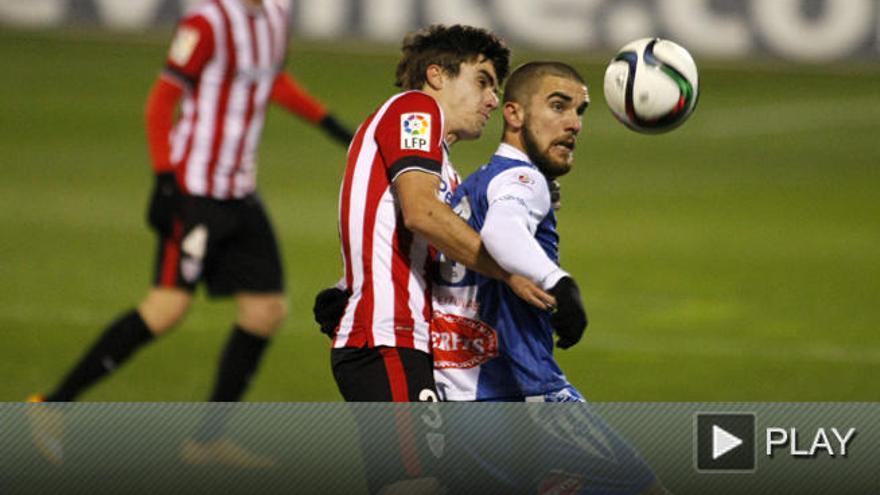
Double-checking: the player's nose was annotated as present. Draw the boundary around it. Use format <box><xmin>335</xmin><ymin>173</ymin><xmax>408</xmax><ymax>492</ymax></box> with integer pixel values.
<box><xmin>485</xmin><ymin>90</ymin><xmax>499</xmax><ymax>110</ymax></box>
<box><xmin>566</xmin><ymin>114</ymin><xmax>582</xmax><ymax>135</ymax></box>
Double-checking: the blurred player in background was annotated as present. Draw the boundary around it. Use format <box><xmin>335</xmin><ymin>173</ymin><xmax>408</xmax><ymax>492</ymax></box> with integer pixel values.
<box><xmin>431</xmin><ymin>61</ymin><xmax>667</xmax><ymax>494</ymax></box>
<box><xmin>27</xmin><ymin>0</ymin><xmax>352</xmax><ymax>466</ymax></box>
<box><xmin>323</xmin><ymin>24</ymin><xmax>553</xmax><ymax>403</ymax></box>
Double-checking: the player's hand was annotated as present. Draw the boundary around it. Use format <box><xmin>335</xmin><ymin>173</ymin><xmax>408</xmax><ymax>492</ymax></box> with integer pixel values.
<box><xmin>549</xmin><ymin>179</ymin><xmax>561</xmax><ymax>211</ymax></box>
<box><xmin>506</xmin><ymin>274</ymin><xmax>556</xmax><ymax>311</ymax></box>
<box><xmin>313</xmin><ymin>286</ymin><xmax>351</xmax><ymax>338</ymax></box>
<box><xmin>319</xmin><ymin>114</ymin><xmax>354</xmax><ymax>147</ymax></box>
<box><xmin>147</xmin><ymin>172</ymin><xmax>180</xmax><ymax>236</ymax></box>
<box><xmin>548</xmin><ymin>276</ymin><xmax>588</xmax><ymax>349</ymax></box>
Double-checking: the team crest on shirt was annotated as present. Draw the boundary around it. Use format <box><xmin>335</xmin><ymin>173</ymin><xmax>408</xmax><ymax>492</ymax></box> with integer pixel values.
<box><xmin>400</xmin><ymin>113</ymin><xmax>431</xmax><ymax>152</ymax></box>
<box><xmin>431</xmin><ymin>312</ymin><xmax>499</xmax><ymax>369</ymax></box>
<box><xmin>169</xmin><ymin>26</ymin><xmax>200</xmax><ymax>66</ymax></box>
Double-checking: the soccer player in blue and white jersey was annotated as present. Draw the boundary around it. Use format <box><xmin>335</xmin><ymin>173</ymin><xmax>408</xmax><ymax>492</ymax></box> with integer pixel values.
<box><xmin>431</xmin><ymin>62</ymin><xmax>668</xmax><ymax>494</ymax></box>
<box><xmin>431</xmin><ymin>61</ymin><xmax>590</xmax><ymax>402</ymax></box>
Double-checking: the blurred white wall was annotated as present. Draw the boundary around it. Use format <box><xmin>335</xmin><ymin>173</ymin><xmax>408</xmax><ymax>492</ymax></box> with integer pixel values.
<box><xmin>0</xmin><ymin>0</ymin><xmax>878</xmax><ymax>61</ymax></box>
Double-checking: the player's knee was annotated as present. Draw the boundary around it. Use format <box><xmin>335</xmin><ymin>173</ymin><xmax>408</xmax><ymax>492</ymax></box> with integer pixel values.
<box><xmin>238</xmin><ymin>296</ymin><xmax>287</xmax><ymax>336</ymax></box>
<box><xmin>139</xmin><ymin>288</ymin><xmax>192</xmax><ymax>334</ymax></box>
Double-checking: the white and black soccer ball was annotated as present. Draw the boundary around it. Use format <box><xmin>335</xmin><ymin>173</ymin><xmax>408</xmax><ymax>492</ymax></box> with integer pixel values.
<box><xmin>603</xmin><ymin>38</ymin><xmax>699</xmax><ymax>134</ymax></box>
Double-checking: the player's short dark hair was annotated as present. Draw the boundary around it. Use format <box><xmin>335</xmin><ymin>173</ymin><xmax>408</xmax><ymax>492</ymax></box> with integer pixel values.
<box><xmin>503</xmin><ymin>61</ymin><xmax>586</xmax><ymax>105</ymax></box>
<box><xmin>395</xmin><ymin>24</ymin><xmax>511</xmax><ymax>90</ymax></box>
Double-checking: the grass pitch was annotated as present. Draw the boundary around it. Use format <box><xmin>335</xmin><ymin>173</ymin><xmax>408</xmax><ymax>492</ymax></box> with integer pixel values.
<box><xmin>2</xmin><ymin>29</ymin><xmax>879</xmax><ymax>401</ymax></box>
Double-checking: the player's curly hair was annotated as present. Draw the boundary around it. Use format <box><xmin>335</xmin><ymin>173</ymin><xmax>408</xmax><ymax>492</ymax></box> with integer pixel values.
<box><xmin>395</xmin><ymin>24</ymin><xmax>511</xmax><ymax>90</ymax></box>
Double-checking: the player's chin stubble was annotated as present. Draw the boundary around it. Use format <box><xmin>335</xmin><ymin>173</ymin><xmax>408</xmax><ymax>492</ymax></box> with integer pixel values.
<box><xmin>522</xmin><ymin>124</ymin><xmax>571</xmax><ymax>178</ymax></box>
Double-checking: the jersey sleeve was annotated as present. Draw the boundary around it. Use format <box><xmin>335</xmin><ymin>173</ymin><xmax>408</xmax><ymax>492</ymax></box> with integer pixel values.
<box><xmin>481</xmin><ymin>166</ymin><xmax>567</xmax><ymax>290</ymax></box>
<box><xmin>270</xmin><ymin>72</ymin><xmax>328</xmax><ymax>123</ymax></box>
<box><xmin>485</xmin><ymin>166</ymin><xmax>552</xmax><ymax>233</ymax></box>
<box><xmin>163</xmin><ymin>14</ymin><xmax>214</xmax><ymax>89</ymax></box>
<box><xmin>145</xmin><ymin>77</ymin><xmax>184</xmax><ymax>173</ymax></box>
<box><xmin>374</xmin><ymin>92</ymin><xmax>445</xmax><ymax>182</ymax></box>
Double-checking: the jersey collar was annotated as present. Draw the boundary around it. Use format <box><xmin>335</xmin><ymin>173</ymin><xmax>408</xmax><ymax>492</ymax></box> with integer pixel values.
<box><xmin>495</xmin><ymin>143</ymin><xmax>532</xmax><ymax>165</ymax></box>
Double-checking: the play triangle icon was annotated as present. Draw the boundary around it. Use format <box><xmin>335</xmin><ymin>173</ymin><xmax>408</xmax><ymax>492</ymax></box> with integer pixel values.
<box><xmin>712</xmin><ymin>425</ymin><xmax>743</xmax><ymax>460</ymax></box>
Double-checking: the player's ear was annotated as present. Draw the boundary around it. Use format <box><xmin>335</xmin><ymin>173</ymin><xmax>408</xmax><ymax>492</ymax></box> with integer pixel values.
<box><xmin>503</xmin><ymin>101</ymin><xmax>524</xmax><ymax>130</ymax></box>
<box><xmin>425</xmin><ymin>64</ymin><xmax>445</xmax><ymax>91</ymax></box>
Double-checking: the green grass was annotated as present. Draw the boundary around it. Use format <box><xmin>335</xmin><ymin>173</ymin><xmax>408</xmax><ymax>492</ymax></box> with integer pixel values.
<box><xmin>2</xmin><ymin>29</ymin><xmax>878</xmax><ymax>401</ymax></box>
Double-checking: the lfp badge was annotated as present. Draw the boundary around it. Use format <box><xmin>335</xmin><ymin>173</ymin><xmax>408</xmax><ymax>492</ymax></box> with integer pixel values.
<box><xmin>401</xmin><ymin>113</ymin><xmax>431</xmax><ymax>152</ymax></box>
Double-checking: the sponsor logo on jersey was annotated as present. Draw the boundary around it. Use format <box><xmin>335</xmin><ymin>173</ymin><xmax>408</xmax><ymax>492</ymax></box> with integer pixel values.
<box><xmin>169</xmin><ymin>26</ymin><xmax>200</xmax><ymax>66</ymax></box>
<box><xmin>517</xmin><ymin>173</ymin><xmax>535</xmax><ymax>185</ymax></box>
<box><xmin>431</xmin><ymin>312</ymin><xmax>498</xmax><ymax>369</ymax></box>
<box><xmin>400</xmin><ymin>113</ymin><xmax>431</xmax><ymax>152</ymax></box>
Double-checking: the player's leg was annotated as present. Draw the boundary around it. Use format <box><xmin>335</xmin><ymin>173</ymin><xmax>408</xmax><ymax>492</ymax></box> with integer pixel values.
<box><xmin>206</xmin><ymin>292</ymin><xmax>287</xmax><ymax>402</ymax></box>
<box><xmin>332</xmin><ymin>346</ymin><xmax>444</xmax><ymax>492</ymax></box>
<box><xmin>26</xmin><ymin>221</ymin><xmax>195</xmax><ymax>464</ymax></box>
<box><xmin>198</xmin><ymin>195</ymin><xmax>287</xmax><ymax>403</ymax></box>
<box><xmin>182</xmin><ymin>293</ymin><xmax>285</xmax><ymax>467</ymax></box>
<box><xmin>41</xmin><ymin>214</ymin><xmax>197</xmax><ymax>403</ymax></box>
<box><xmin>138</xmin><ymin>287</ymin><xmax>193</xmax><ymax>335</ymax></box>
<box><xmin>182</xmin><ymin>195</ymin><xmax>283</xmax><ymax>467</ymax></box>
<box><xmin>525</xmin><ymin>388</ymin><xmax>665</xmax><ymax>495</ymax></box>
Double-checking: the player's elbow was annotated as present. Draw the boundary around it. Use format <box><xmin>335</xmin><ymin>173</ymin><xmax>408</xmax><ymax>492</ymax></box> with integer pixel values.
<box><xmin>400</xmin><ymin>202</ymin><xmax>434</xmax><ymax>235</ymax></box>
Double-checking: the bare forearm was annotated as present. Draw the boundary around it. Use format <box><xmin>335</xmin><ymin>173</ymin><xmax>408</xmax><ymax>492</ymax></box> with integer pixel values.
<box><xmin>408</xmin><ymin>202</ymin><xmax>507</xmax><ymax>280</ymax></box>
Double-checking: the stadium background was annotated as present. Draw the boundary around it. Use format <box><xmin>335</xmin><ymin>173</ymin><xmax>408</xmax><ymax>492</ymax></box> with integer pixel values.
<box><xmin>2</xmin><ymin>0</ymin><xmax>878</xmax><ymax>402</ymax></box>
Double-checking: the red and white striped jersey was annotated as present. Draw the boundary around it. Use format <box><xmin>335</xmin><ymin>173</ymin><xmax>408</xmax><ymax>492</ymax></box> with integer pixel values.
<box><xmin>164</xmin><ymin>0</ymin><xmax>290</xmax><ymax>199</ymax></box>
<box><xmin>335</xmin><ymin>91</ymin><xmax>462</xmax><ymax>353</ymax></box>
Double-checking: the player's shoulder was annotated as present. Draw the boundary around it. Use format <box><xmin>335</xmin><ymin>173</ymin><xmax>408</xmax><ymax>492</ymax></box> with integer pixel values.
<box><xmin>383</xmin><ymin>91</ymin><xmax>442</xmax><ymax>117</ymax></box>
<box><xmin>177</xmin><ymin>2</ymin><xmax>217</xmax><ymax>33</ymax></box>
<box><xmin>373</xmin><ymin>91</ymin><xmax>445</xmax><ymax>139</ymax></box>
<box><xmin>485</xmin><ymin>162</ymin><xmax>550</xmax><ymax>206</ymax></box>
<box><xmin>488</xmin><ymin>157</ymin><xmax>549</xmax><ymax>191</ymax></box>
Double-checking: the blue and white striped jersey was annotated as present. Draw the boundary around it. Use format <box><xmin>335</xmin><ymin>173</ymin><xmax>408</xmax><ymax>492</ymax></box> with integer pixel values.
<box><xmin>431</xmin><ymin>143</ymin><xmax>576</xmax><ymax>401</ymax></box>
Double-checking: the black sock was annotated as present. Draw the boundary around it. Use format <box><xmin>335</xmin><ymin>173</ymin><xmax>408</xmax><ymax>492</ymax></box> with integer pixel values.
<box><xmin>46</xmin><ymin>309</ymin><xmax>154</xmax><ymax>402</ymax></box>
<box><xmin>192</xmin><ymin>325</ymin><xmax>269</xmax><ymax>442</ymax></box>
<box><xmin>209</xmin><ymin>325</ymin><xmax>270</xmax><ymax>402</ymax></box>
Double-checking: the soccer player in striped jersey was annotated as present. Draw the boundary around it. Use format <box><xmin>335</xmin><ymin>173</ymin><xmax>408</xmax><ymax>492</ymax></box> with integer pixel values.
<box><xmin>27</xmin><ymin>0</ymin><xmax>352</xmax><ymax>465</ymax></box>
<box><xmin>327</xmin><ymin>25</ymin><xmax>555</xmax><ymax>403</ymax></box>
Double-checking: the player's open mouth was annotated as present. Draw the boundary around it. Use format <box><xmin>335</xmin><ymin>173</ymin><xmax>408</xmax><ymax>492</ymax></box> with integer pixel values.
<box><xmin>553</xmin><ymin>139</ymin><xmax>575</xmax><ymax>152</ymax></box>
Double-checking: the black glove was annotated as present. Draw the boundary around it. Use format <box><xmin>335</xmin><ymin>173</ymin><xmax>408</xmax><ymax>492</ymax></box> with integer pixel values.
<box><xmin>548</xmin><ymin>277</ymin><xmax>588</xmax><ymax>349</ymax></box>
<box><xmin>147</xmin><ymin>172</ymin><xmax>180</xmax><ymax>236</ymax></box>
<box><xmin>313</xmin><ymin>286</ymin><xmax>351</xmax><ymax>338</ymax></box>
<box><xmin>548</xmin><ymin>179</ymin><xmax>561</xmax><ymax>211</ymax></box>
<box><xmin>319</xmin><ymin>114</ymin><xmax>354</xmax><ymax>147</ymax></box>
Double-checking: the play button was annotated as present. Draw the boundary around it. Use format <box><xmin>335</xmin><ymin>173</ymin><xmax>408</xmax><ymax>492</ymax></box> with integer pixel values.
<box><xmin>696</xmin><ymin>413</ymin><xmax>755</xmax><ymax>472</ymax></box>
<box><xmin>712</xmin><ymin>425</ymin><xmax>743</xmax><ymax>459</ymax></box>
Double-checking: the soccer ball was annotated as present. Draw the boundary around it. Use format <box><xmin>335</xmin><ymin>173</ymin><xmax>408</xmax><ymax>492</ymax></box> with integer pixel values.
<box><xmin>603</xmin><ymin>38</ymin><xmax>699</xmax><ymax>134</ymax></box>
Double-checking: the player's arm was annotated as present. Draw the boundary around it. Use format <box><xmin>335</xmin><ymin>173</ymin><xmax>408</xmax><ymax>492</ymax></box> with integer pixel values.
<box><xmin>481</xmin><ymin>168</ymin><xmax>587</xmax><ymax>348</ymax></box>
<box><xmin>143</xmin><ymin>14</ymin><xmax>213</xmax><ymax>234</ymax></box>
<box><xmin>480</xmin><ymin>168</ymin><xmax>567</xmax><ymax>289</ymax></box>
<box><xmin>378</xmin><ymin>93</ymin><xmax>553</xmax><ymax>309</ymax></box>
<box><xmin>394</xmin><ymin>171</ymin><xmax>554</xmax><ymax>310</ymax></box>
<box><xmin>270</xmin><ymin>72</ymin><xmax>353</xmax><ymax>146</ymax></box>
